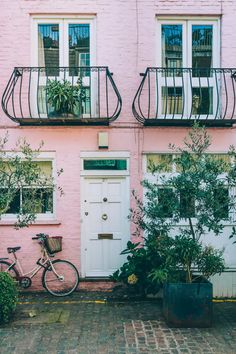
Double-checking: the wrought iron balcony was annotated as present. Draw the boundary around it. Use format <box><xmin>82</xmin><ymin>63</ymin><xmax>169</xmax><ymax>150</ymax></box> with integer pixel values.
<box><xmin>2</xmin><ymin>67</ymin><xmax>122</xmax><ymax>125</ymax></box>
<box><xmin>132</xmin><ymin>68</ymin><xmax>236</xmax><ymax>127</ymax></box>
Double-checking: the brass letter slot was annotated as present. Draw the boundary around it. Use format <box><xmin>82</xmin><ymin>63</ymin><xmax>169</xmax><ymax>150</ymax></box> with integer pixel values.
<box><xmin>98</xmin><ymin>233</ymin><xmax>113</xmax><ymax>240</ymax></box>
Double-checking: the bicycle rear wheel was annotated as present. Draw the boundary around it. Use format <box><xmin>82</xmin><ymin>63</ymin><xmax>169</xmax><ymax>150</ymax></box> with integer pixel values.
<box><xmin>42</xmin><ymin>259</ymin><xmax>79</xmax><ymax>296</ymax></box>
<box><xmin>0</xmin><ymin>260</ymin><xmax>19</xmax><ymax>280</ymax></box>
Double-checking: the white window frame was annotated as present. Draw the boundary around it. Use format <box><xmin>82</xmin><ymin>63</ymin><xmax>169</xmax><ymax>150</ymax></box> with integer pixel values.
<box><xmin>31</xmin><ymin>16</ymin><xmax>96</xmax><ymax>119</ymax></box>
<box><xmin>143</xmin><ymin>153</ymin><xmax>236</xmax><ymax>226</ymax></box>
<box><xmin>0</xmin><ymin>153</ymin><xmax>57</xmax><ymax>222</ymax></box>
<box><xmin>156</xmin><ymin>17</ymin><xmax>220</xmax><ymax>120</ymax></box>
<box><xmin>31</xmin><ymin>15</ymin><xmax>96</xmax><ymax>68</ymax></box>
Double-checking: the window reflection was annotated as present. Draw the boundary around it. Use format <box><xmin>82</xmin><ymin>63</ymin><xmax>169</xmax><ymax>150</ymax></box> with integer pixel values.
<box><xmin>38</xmin><ymin>24</ymin><xmax>59</xmax><ymax>76</ymax></box>
<box><xmin>162</xmin><ymin>25</ymin><xmax>183</xmax><ymax>71</ymax></box>
<box><xmin>192</xmin><ymin>87</ymin><xmax>213</xmax><ymax>115</ymax></box>
<box><xmin>192</xmin><ymin>25</ymin><xmax>213</xmax><ymax>77</ymax></box>
<box><xmin>162</xmin><ymin>87</ymin><xmax>183</xmax><ymax>115</ymax></box>
<box><xmin>69</xmin><ymin>24</ymin><xmax>90</xmax><ymax>76</ymax></box>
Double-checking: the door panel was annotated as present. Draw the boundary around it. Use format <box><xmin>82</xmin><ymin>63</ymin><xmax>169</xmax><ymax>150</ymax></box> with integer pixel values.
<box><xmin>82</xmin><ymin>177</ymin><xmax>129</xmax><ymax>277</ymax></box>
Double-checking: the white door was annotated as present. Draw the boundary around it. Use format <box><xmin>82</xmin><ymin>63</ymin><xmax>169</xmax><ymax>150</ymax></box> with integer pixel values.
<box><xmin>82</xmin><ymin>177</ymin><xmax>129</xmax><ymax>277</ymax></box>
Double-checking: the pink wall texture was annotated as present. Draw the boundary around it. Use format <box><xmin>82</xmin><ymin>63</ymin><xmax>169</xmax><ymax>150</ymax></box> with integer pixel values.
<box><xmin>0</xmin><ymin>0</ymin><xmax>236</xmax><ymax>292</ymax></box>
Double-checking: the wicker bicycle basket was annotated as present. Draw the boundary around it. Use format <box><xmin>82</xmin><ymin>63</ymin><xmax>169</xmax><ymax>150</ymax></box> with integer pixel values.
<box><xmin>45</xmin><ymin>236</ymin><xmax>62</xmax><ymax>254</ymax></box>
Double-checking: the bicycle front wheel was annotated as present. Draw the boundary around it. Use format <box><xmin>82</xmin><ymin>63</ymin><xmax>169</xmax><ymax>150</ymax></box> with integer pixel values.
<box><xmin>0</xmin><ymin>260</ymin><xmax>19</xmax><ymax>280</ymax></box>
<box><xmin>42</xmin><ymin>260</ymin><xmax>79</xmax><ymax>296</ymax></box>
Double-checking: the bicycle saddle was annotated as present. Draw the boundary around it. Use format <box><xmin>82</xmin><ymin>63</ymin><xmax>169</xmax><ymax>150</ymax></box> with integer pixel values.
<box><xmin>7</xmin><ymin>247</ymin><xmax>21</xmax><ymax>253</ymax></box>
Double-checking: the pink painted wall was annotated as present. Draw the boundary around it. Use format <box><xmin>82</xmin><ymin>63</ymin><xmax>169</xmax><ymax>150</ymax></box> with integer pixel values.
<box><xmin>0</xmin><ymin>0</ymin><xmax>236</xmax><ymax>290</ymax></box>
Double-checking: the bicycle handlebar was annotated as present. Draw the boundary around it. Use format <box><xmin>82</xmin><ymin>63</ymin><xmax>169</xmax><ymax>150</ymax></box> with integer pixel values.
<box><xmin>32</xmin><ymin>233</ymin><xmax>49</xmax><ymax>240</ymax></box>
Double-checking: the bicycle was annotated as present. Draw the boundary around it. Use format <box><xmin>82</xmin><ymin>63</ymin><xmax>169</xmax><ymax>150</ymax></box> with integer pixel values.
<box><xmin>0</xmin><ymin>233</ymin><xmax>79</xmax><ymax>296</ymax></box>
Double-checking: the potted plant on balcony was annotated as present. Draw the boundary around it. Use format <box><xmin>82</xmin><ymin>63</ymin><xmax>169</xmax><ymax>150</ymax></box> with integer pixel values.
<box><xmin>46</xmin><ymin>77</ymin><xmax>86</xmax><ymax>118</ymax></box>
<box><xmin>113</xmin><ymin>123</ymin><xmax>236</xmax><ymax>327</ymax></box>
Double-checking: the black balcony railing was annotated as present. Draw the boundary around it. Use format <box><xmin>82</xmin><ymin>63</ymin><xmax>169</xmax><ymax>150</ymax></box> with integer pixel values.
<box><xmin>2</xmin><ymin>67</ymin><xmax>122</xmax><ymax>125</ymax></box>
<box><xmin>132</xmin><ymin>68</ymin><xmax>236</xmax><ymax>126</ymax></box>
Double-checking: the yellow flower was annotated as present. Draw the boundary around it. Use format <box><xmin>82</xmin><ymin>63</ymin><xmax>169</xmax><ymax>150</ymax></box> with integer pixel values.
<box><xmin>127</xmin><ymin>274</ymin><xmax>138</xmax><ymax>285</ymax></box>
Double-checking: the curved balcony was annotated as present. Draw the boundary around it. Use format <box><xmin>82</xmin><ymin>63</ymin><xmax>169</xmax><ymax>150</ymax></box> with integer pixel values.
<box><xmin>132</xmin><ymin>68</ymin><xmax>236</xmax><ymax>127</ymax></box>
<box><xmin>2</xmin><ymin>67</ymin><xmax>122</xmax><ymax>126</ymax></box>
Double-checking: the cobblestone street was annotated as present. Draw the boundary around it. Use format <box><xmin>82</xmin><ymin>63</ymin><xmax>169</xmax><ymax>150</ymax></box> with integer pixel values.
<box><xmin>0</xmin><ymin>292</ymin><xmax>236</xmax><ymax>354</ymax></box>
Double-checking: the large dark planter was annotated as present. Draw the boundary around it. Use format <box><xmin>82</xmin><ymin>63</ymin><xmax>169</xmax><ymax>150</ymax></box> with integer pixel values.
<box><xmin>163</xmin><ymin>280</ymin><xmax>213</xmax><ymax>327</ymax></box>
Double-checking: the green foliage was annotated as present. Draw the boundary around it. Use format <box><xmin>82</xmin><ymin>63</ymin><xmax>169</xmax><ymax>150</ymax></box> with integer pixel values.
<box><xmin>0</xmin><ymin>272</ymin><xmax>18</xmax><ymax>323</ymax></box>
<box><xmin>0</xmin><ymin>135</ymin><xmax>61</xmax><ymax>228</ymax></box>
<box><xmin>114</xmin><ymin>124</ymin><xmax>235</xmax><ymax>290</ymax></box>
<box><xmin>46</xmin><ymin>78</ymin><xmax>86</xmax><ymax>116</ymax></box>
<box><xmin>111</xmin><ymin>239</ymin><xmax>163</xmax><ymax>296</ymax></box>
<box><xmin>149</xmin><ymin>234</ymin><xmax>225</xmax><ymax>284</ymax></box>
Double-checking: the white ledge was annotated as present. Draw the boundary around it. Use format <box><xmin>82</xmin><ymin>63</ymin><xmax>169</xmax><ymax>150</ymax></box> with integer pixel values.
<box><xmin>0</xmin><ymin>220</ymin><xmax>61</xmax><ymax>226</ymax></box>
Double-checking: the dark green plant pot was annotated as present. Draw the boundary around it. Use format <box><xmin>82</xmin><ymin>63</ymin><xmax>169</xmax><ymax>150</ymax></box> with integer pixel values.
<box><xmin>48</xmin><ymin>110</ymin><xmax>74</xmax><ymax>118</ymax></box>
<box><xmin>163</xmin><ymin>280</ymin><xmax>213</xmax><ymax>327</ymax></box>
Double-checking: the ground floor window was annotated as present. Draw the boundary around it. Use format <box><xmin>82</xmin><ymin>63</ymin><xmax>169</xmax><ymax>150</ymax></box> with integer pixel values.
<box><xmin>1</xmin><ymin>161</ymin><xmax>54</xmax><ymax>217</ymax></box>
<box><xmin>144</xmin><ymin>153</ymin><xmax>233</xmax><ymax>220</ymax></box>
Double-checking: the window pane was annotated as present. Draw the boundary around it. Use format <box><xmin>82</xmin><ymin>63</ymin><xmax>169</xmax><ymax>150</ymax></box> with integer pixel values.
<box><xmin>69</xmin><ymin>24</ymin><xmax>90</xmax><ymax>76</ymax></box>
<box><xmin>35</xmin><ymin>161</ymin><xmax>53</xmax><ymax>179</ymax></box>
<box><xmin>162</xmin><ymin>87</ymin><xmax>183</xmax><ymax>114</ymax></box>
<box><xmin>214</xmin><ymin>188</ymin><xmax>229</xmax><ymax>219</ymax></box>
<box><xmin>158</xmin><ymin>188</ymin><xmax>174</xmax><ymax>217</ymax></box>
<box><xmin>192</xmin><ymin>87</ymin><xmax>213</xmax><ymax>115</ymax></box>
<box><xmin>84</xmin><ymin>159</ymin><xmax>127</xmax><ymax>170</ymax></box>
<box><xmin>162</xmin><ymin>25</ymin><xmax>183</xmax><ymax>71</ymax></box>
<box><xmin>22</xmin><ymin>188</ymin><xmax>53</xmax><ymax>214</ymax></box>
<box><xmin>180</xmin><ymin>191</ymin><xmax>195</xmax><ymax>218</ymax></box>
<box><xmin>147</xmin><ymin>154</ymin><xmax>173</xmax><ymax>173</ymax></box>
<box><xmin>192</xmin><ymin>25</ymin><xmax>213</xmax><ymax>77</ymax></box>
<box><xmin>38</xmin><ymin>24</ymin><xmax>59</xmax><ymax>76</ymax></box>
<box><xmin>0</xmin><ymin>189</ymin><xmax>20</xmax><ymax>214</ymax></box>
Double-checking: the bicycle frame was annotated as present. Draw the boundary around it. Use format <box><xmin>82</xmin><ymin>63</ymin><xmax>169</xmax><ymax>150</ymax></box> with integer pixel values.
<box><xmin>7</xmin><ymin>244</ymin><xmax>54</xmax><ymax>280</ymax></box>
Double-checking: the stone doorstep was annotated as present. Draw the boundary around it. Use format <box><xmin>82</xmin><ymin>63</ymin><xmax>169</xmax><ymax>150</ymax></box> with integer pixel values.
<box><xmin>79</xmin><ymin>279</ymin><xmax>115</xmax><ymax>291</ymax></box>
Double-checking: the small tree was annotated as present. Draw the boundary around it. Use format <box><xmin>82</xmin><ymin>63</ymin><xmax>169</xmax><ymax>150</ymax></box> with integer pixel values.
<box><xmin>0</xmin><ymin>134</ymin><xmax>61</xmax><ymax>228</ymax></box>
<box><xmin>113</xmin><ymin>124</ymin><xmax>236</xmax><ymax>291</ymax></box>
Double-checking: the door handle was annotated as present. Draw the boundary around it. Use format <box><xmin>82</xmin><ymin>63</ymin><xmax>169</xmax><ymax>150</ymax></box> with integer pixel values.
<box><xmin>102</xmin><ymin>214</ymin><xmax>108</xmax><ymax>220</ymax></box>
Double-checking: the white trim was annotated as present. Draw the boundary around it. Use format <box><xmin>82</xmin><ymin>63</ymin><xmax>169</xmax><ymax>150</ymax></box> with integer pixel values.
<box><xmin>0</xmin><ymin>153</ymin><xmax>57</xmax><ymax>222</ymax></box>
<box><xmin>156</xmin><ymin>17</ymin><xmax>221</xmax><ymax>119</ymax></box>
<box><xmin>142</xmin><ymin>153</ymin><xmax>236</xmax><ymax>226</ymax></box>
<box><xmin>80</xmin><ymin>151</ymin><xmax>130</xmax><ymax>158</ymax></box>
<box><xmin>80</xmin><ymin>175</ymin><xmax>130</xmax><ymax>278</ymax></box>
<box><xmin>80</xmin><ymin>151</ymin><xmax>130</xmax><ymax>277</ymax></box>
<box><xmin>31</xmin><ymin>16</ymin><xmax>96</xmax><ymax>67</ymax></box>
<box><xmin>80</xmin><ymin>152</ymin><xmax>130</xmax><ymax>177</ymax></box>
<box><xmin>156</xmin><ymin>16</ymin><xmax>221</xmax><ymax>21</ymax></box>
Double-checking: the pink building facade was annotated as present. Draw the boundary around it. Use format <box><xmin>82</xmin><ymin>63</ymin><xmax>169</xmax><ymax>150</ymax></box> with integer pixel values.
<box><xmin>0</xmin><ymin>0</ymin><xmax>236</xmax><ymax>295</ymax></box>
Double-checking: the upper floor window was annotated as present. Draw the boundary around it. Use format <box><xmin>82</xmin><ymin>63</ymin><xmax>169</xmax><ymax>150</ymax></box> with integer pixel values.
<box><xmin>157</xmin><ymin>18</ymin><xmax>220</xmax><ymax>118</ymax></box>
<box><xmin>158</xmin><ymin>19</ymin><xmax>219</xmax><ymax>72</ymax></box>
<box><xmin>34</xmin><ymin>18</ymin><xmax>94</xmax><ymax>73</ymax></box>
<box><xmin>32</xmin><ymin>17</ymin><xmax>95</xmax><ymax>118</ymax></box>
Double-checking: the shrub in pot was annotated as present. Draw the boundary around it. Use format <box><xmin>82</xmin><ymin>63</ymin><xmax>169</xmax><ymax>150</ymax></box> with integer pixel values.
<box><xmin>150</xmin><ymin>234</ymin><xmax>225</xmax><ymax>327</ymax></box>
<box><xmin>0</xmin><ymin>272</ymin><xmax>18</xmax><ymax>324</ymax></box>
<box><xmin>46</xmin><ymin>77</ymin><xmax>86</xmax><ymax>117</ymax></box>
<box><xmin>113</xmin><ymin>124</ymin><xmax>236</xmax><ymax>326</ymax></box>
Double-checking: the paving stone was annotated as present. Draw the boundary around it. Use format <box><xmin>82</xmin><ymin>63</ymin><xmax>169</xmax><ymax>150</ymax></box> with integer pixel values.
<box><xmin>0</xmin><ymin>292</ymin><xmax>236</xmax><ymax>353</ymax></box>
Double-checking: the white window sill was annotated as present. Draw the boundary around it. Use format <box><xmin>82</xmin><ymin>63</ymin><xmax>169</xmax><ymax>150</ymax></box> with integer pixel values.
<box><xmin>0</xmin><ymin>220</ymin><xmax>61</xmax><ymax>226</ymax></box>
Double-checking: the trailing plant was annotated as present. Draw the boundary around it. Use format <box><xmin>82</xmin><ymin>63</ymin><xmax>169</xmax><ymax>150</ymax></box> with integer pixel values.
<box><xmin>46</xmin><ymin>77</ymin><xmax>86</xmax><ymax>116</ymax></box>
<box><xmin>0</xmin><ymin>272</ymin><xmax>18</xmax><ymax>323</ymax></box>
<box><xmin>113</xmin><ymin>123</ymin><xmax>236</xmax><ymax>291</ymax></box>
